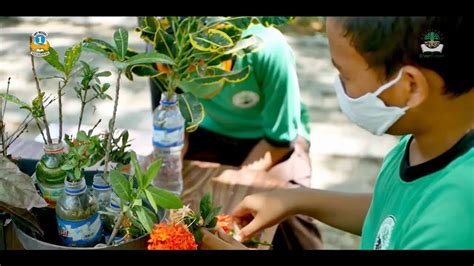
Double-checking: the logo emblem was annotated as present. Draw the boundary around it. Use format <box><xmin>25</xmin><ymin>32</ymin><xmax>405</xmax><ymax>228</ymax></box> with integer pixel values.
<box><xmin>374</xmin><ymin>215</ymin><xmax>396</xmax><ymax>250</ymax></box>
<box><xmin>30</xmin><ymin>31</ymin><xmax>50</xmax><ymax>57</ymax></box>
<box><xmin>232</xmin><ymin>90</ymin><xmax>260</xmax><ymax>108</ymax></box>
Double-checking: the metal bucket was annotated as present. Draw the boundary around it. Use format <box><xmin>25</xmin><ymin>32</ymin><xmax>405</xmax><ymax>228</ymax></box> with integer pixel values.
<box><xmin>11</xmin><ymin>159</ymin><xmax>160</xmax><ymax>250</ymax></box>
<box><xmin>14</xmin><ymin>222</ymin><xmax>149</xmax><ymax>250</ymax></box>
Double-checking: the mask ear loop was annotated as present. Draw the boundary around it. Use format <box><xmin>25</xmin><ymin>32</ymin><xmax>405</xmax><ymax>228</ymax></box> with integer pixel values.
<box><xmin>372</xmin><ymin>69</ymin><xmax>410</xmax><ymax>111</ymax></box>
<box><xmin>373</xmin><ymin>69</ymin><xmax>404</xmax><ymax>96</ymax></box>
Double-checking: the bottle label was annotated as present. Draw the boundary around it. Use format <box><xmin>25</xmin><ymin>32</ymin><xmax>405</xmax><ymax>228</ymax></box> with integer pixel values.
<box><xmin>37</xmin><ymin>181</ymin><xmax>64</xmax><ymax>207</ymax></box>
<box><xmin>153</xmin><ymin>125</ymin><xmax>184</xmax><ymax>148</ymax></box>
<box><xmin>57</xmin><ymin>213</ymin><xmax>103</xmax><ymax>247</ymax></box>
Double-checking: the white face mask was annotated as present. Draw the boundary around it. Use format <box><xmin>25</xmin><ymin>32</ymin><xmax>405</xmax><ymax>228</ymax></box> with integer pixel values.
<box><xmin>334</xmin><ymin>69</ymin><xmax>409</xmax><ymax>136</ymax></box>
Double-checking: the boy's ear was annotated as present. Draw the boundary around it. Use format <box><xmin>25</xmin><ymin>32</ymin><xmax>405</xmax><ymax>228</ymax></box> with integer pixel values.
<box><xmin>401</xmin><ymin>65</ymin><xmax>429</xmax><ymax>108</ymax></box>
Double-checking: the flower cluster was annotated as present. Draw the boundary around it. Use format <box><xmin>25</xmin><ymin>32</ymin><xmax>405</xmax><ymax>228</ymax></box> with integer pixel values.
<box><xmin>147</xmin><ymin>223</ymin><xmax>198</xmax><ymax>250</ymax></box>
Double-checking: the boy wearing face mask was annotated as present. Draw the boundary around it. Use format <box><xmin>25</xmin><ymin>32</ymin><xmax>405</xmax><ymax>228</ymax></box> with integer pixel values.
<box><xmin>201</xmin><ymin>17</ymin><xmax>474</xmax><ymax>250</ymax></box>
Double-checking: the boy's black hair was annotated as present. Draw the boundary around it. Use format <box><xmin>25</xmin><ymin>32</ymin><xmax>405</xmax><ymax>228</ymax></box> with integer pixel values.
<box><xmin>334</xmin><ymin>17</ymin><xmax>473</xmax><ymax>96</ymax></box>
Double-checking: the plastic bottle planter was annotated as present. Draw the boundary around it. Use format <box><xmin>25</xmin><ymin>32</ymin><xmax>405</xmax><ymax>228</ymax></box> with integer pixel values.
<box><xmin>35</xmin><ymin>140</ymin><xmax>68</xmax><ymax>207</ymax></box>
<box><xmin>56</xmin><ymin>177</ymin><xmax>103</xmax><ymax>247</ymax></box>
<box><xmin>152</xmin><ymin>91</ymin><xmax>185</xmax><ymax>195</ymax></box>
<box><xmin>91</xmin><ymin>173</ymin><xmax>112</xmax><ymax>212</ymax></box>
<box><xmin>103</xmin><ymin>192</ymin><xmax>126</xmax><ymax>245</ymax></box>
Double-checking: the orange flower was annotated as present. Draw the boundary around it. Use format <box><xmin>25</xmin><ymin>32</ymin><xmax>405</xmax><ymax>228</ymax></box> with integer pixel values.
<box><xmin>147</xmin><ymin>223</ymin><xmax>198</xmax><ymax>250</ymax></box>
<box><xmin>216</xmin><ymin>214</ymin><xmax>233</xmax><ymax>234</ymax></box>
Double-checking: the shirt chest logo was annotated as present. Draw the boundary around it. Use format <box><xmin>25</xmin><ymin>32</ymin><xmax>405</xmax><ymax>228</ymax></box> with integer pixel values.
<box><xmin>232</xmin><ymin>91</ymin><xmax>260</xmax><ymax>108</ymax></box>
<box><xmin>374</xmin><ymin>215</ymin><xmax>396</xmax><ymax>250</ymax></box>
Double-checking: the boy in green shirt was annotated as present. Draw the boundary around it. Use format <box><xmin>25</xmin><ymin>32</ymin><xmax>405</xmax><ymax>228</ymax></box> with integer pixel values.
<box><xmin>201</xmin><ymin>17</ymin><xmax>474</xmax><ymax>250</ymax></box>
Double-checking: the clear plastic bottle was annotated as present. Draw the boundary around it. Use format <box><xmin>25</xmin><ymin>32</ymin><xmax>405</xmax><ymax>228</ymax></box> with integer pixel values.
<box><xmin>103</xmin><ymin>192</ymin><xmax>125</xmax><ymax>245</ymax></box>
<box><xmin>152</xmin><ymin>91</ymin><xmax>185</xmax><ymax>195</ymax></box>
<box><xmin>91</xmin><ymin>173</ymin><xmax>111</xmax><ymax>212</ymax></box>
<box><xmin>35</xmin><ymin>140</ymin><xmax>67</xmax><ymax>207</ymax></box>
<box><xmin>56</xmin><ymin>177</ymin><xmax>103</xmax><ymax>247</ymax></box>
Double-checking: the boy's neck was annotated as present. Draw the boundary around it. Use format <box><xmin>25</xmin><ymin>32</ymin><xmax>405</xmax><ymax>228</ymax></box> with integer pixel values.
<box><xmin>409</xmin><ymin>95</ymin><xmax>473</xmax><ymax>166</ymax></box>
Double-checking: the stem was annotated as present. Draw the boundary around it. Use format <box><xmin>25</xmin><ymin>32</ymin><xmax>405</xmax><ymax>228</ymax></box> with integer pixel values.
<box><xmin>85</xmin><ymin>95</ymin><xmax>99</xmax><ymax>104</ymax></box>
<box><xmin>4</xmin><ymin>124</ymin><xmax>28</xmax><ymax>152</ymax></box>
<box><xmin>107</xmin><ymin>212</ymin><xmax>124</xmax><ymax>245</ymax></box>
<box><xmin>157</xmin><ymin>29</ymin><xmax>173</xmax><ymax>58</ymax></box>
<box><xmin>77</xmin><ymin>86</ymin><xmax>89</xmax><ymax>134</ymax></box>
<box><xmin>0</xmin><ymin>120</ymin><xmax>4</xmax><ymax>157</ymax></box>
<box><xmin>1</xmin><ymin>77</ymin><xmax>10</xmax><ymax>121</ymax></box>
<box><xmin>34</xmin><ymin>118</ymin><xmax>47</xmax><ymax>144</ymax></box>
<box><xmin>58</xmin><ymin>80</ymin><xmax>67</xmax><ymax>142</ymax></box>
<box><xmin>30</xmin><ymin>53</ymin><xmax>52</xmax><ymax>144</ymax></box>
<box><xmin>5</xmin><ymin>95</ymin><xmax>57</xmax><ymax>147</ymax></box>
<box><xmin>89</xmin><ymin>119</ymin><xmax>102</xmax><ymax>136</ymax></box>
<box><xmin>1</xmin><ymin>77</ymin><xmax>11</xmax><ymax>156</ymax></box>
<box><xmin>102</xmin><ymin>71</ymin><xmax>122</xmax><ymax>182</ymax></box>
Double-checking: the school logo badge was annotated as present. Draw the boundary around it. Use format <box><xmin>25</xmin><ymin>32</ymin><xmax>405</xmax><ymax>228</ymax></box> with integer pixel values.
<box><xmin>30</xmin><ymin>31</ymin><xmax>50</xmax><ymax>57</ymax></box>
<box><xmin>232</xmin><ymin>90</ymin><xmax>260</xmax><ymax>108</ymax></box>
<box><xmin>374</xmin><ymin>215</ymin><xmax>396</xmax><ymax>250</ymax></box>
<box><xmin>419</xmin><ymin>29</ymin><xmax>445</xmax><ymax>59</ymax></box>
<box><xmin>421</xmin><ymin>31</ymin><xmax>444</xmax><ymax>53</ymax></box>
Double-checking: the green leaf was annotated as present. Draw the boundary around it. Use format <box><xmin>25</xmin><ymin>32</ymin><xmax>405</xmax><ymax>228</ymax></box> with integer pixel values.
<box><xmin>130</xmin><ymin>151</ymin><xmax>144</xmax><ymax>189</ymax></box>
<box><xmin>190</xmin><ymin>65</ymin><xmax>251</xmax><ymax>85</ymax></box>
<box><xmin>0</xmin><ymin>93</ymin><xmax>29</xmax><ymax>108</ymax></box>
<box><xmin>258</xmin><ymin>16</ymin><xmax>294</xmax><ymax>27</ymax></box>
<box><xmin>83</xmin><ymin>42</ymin><xmax>116</xmax><ymax>61</ymax></box>
<box><xmin>146</xmin><ymin>186</ymin><xmax>183</xmax><ymax>209</ymax></box>
<box><xmin>64</xmin><ymin>43</ymin><xmax>82</xmax><ymax>77</ymax></box>
<box><xmin>134</xmin><ymin>205</ymin><xmax>156</xmax><ymax>233</ymax></box>
<box><xmin>74</xmin><ymin>168</ymin><xmax>81</xmax><ymax>180</ymax></box>
<box><xmin>224</xmin><ymin>35</ymin><xmax>263</xmax><ymax>55</ymax></box>
<box><xmin>76</xmin><ymin>130</ymin><xmax>88</xmax><ymax>142</ymax></box>
<box><xmin>115</xmin><ymin>52</ymin><xmax>175</xmax><ymax>70</ymax></box>
<box><xmin>87</xmin><ymin>38</ymin><xmax>118</xmax><ymax>55</ymax></box>
<box><xmin>96</xmin><ymin>71</ymin><xmax>112</xmax><ymax>77</ymax></box>
<box><xmin>199</xmin><ymin>192</ymin><xmax>212</xmax><ymax>220</ymax></box>
<box><xmin>207</xmin><ymin>217</ymin><xmax>218</xmax><ymax>229</ymax></box>
<box><xmin>61</xmin><ymin>163</ymin><xmax>75</xmax><ymax>171</ymax></box>
<box><xmin>189</xmin><ymin>29</ymin><xmax>233</xmax><ymax>52</ymax></box>
<box><xmin>110</xmin><ymin>169</ymin><xmax>132</xmax><ymax>202</ymax></box>
<box><xmin>144</xmin><ymin>189</ymin><xmax>158</xmax><ymax>213</ymax></box>
<box><xmin>114</xmin><ymin>28</ymin><xmax>129</xmax><ymax>60</ymax></box>
<box><xmin>144</xmin><ymin>159</ymin><xmax>161</xmax><ymax>188</ymax></box>
<box><xmin>128</xmin><ymin>64</ymin><xmax>159</xmax><ymax>77</ymax></box>
<box><xmin>204</xmin><ymin>206</ymin><xmax>222</xmax><ymax>227</ymax></box>
<box><xmin>225</xmin><ymin>17</ymin><xmax>256</xmax><ymax>30</ymax></box>
<box><xmin>133</xmin><ymin>198</ymin><xmax>143</xmax><ymax>207</ymax></box>
<box><xmin>121</xmin><ymin>130</ymin><xmax>129</xmax><ymax>146</ymax></box>
<box><xmin>153</xmin><ymin>28</ymin><xmax>175</xmax><ymax>58</ymax></box>
<box><xmin>193</xmin><ymin>229</ymin><xmax>203</xmax><ymax>243</ymax></box>
<box><xmin>178</xmin><ymin>92</ymin><xmax>204</xmax><ymax>133</ymax></box>
<box><xmin>145</xmin><ymin>16</ymin><xmax>158</xmax><ymax>31</ymax></box>
<box><xmin>42</xmin><ymin>47</ymin><xmax>65</xmax><ymax>73</ymax></box>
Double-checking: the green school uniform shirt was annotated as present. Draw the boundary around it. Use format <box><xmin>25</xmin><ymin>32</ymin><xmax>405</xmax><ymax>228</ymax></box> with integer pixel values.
<box><xmin>361</xmin><ymin>131</ymin><xmax>474</xmax><ymax>250</ymax></box>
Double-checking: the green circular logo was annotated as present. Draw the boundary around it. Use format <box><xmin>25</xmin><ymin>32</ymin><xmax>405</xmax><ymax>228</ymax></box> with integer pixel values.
<box><xmin>424</xmin><ymin>32</ymin><xmax>441</xmax><ymax>49</ymax></box>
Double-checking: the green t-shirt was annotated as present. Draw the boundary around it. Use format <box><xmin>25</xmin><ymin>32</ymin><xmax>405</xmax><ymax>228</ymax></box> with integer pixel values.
<box><xmin>181</xmin><ymin>24</ymin><xmax>310</xmax><ymax>145</ymax></box>
<box><xmin>360</xmin><ymin>131</ymin><xmax>474</xmax><ymax>250</ymax></box>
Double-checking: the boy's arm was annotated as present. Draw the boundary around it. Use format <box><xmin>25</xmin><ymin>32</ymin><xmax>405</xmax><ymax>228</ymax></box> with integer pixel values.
<box><xmin>233</xmin><ymin>188</ymin><xmax>372</xmax><ymax>240</ymax></box>
<box><xmin>293</xmin><ymin>188</ymin><xmax>372</xmax><ymax>236</ymax></box>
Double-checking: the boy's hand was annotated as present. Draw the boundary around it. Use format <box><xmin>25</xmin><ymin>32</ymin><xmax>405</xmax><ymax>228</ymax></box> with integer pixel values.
<box><xmin>231</xmin><ymin>189</ymin><xmax>295</xmax><ymax>242</ymax></box>
<box><xmin>200</xmin><ymin>228</ymin><xmax>248</xmax><ymax>250</ymax></box>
